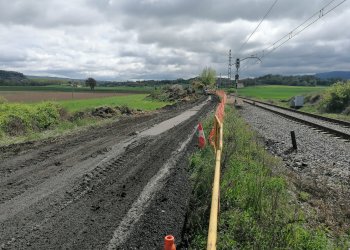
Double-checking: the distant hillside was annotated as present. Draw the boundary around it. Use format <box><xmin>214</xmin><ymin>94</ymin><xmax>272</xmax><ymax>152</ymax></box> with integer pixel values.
<box><xmin>241</xmin><ymin>74</ymin><xmax>335</xmax><ymax>87</ymax></box>
<box><xmin>0</xmin><ymin>70</ymin><xmax>26</xmax><ymax>81</ymax></box>
<box><xmin>0</xmin><ymin>70</ymin><xmax>77</xmax><ymax>86</ymax></box>
<box><xmin>315</xmin><ymin>71</ymin><xmax>350</xmax><ymax>80</ymax></box>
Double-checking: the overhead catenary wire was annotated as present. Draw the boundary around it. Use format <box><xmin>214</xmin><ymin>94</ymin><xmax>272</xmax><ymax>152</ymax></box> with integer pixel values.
<box><xmin>240</xmin><ymin>0</ymin><xmax>348</xmax><ymax>74</ymax></box>
<box><xmin>232</xmin><ymin>0</ymin><xmax>346</xmax><ymax>78</ymax></box>
<box><xmin>238</xmin><ymin>0</ymin><xmax>279</xmax><ymax>56</ymax></box>
<box><xmin>260</xmin><ymin>0</ymin><xmax>347</xmax><ymax>59</ymax></box>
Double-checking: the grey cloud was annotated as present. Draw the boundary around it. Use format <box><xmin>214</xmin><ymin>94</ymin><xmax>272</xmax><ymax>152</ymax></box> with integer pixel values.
<box><xmin>1</xmin><ymin>0</ymin><xmax>350</xmax><ymax>80</ymax></box>
<box><xmin>0</xmin><ymin>0</ymin><xmax>104</xmax><ymax>27</ymax></box>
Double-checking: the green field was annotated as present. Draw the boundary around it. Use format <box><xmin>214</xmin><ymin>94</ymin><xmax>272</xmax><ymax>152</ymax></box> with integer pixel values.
<box><xmin>238</xmin><ymin>85</ymin><xmax>326</xmax><ymax>100</ymax></box>
<box><xmin>59</xmin><ymin>94</ymin><xmax>172</xmax><ymax>112</ymax></box>
<box><xmin>0</xmin><ymin>85</ymin><xmax>152</xmax><ymax>94</ymax></box>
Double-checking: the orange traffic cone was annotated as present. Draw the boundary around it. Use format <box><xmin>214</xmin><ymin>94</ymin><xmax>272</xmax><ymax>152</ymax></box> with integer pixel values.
<box><xmin>197</xmin><ymin>123</ymin><xmax>206</xmax><ymax>149</ymax></box>
<box><xmin>164</xmin><ymin>235</ymin><xmax>176</xmax><ymax>250</ymax></box>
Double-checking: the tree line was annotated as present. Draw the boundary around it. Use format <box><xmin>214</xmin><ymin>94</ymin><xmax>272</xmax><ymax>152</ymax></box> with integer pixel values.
<box><xmin>241</xmin><ymin>74</ymin><xmax>341</xmax><ymax>87</ymax></box>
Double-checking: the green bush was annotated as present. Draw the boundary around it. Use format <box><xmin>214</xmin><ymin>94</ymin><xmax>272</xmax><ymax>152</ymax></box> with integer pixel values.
<box><xmin>0</xmin><ymin>102</ymin><xmax>61</xmax><ymax>136</ymax></box>
<box><xmin>33</xmin><ymin>102</ymin><xmax>60</xmax><ymax>129</ymax></box>
<box><xmin>319</xmin><ymin>81</ymin><xmax>350</xmax><ymax>113</ymax></box>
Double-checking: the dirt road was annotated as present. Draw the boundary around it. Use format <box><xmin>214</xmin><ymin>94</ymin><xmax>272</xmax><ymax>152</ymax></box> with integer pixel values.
<box><xmin>0</xmin><ymin>97</ymin><xmax>214</xmax><ymax>249</ymax></box>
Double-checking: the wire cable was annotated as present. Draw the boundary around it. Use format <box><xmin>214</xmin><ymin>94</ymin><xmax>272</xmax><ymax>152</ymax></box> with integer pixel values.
<box><xmin>238</xmin><ymin>0</ymin><xmax>279</xmax><ymax>55</ymax></box>
<box><xmin>262</xmin><ymin>0</ymin><xmax>346</xmax><ymax>58</ymax></box>
<box><xmin>241</xmin><ymin>0</ymin><xmax>347</xmax><ymax>72</ymax></box>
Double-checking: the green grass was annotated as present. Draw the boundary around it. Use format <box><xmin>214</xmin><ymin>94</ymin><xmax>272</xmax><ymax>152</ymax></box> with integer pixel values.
<box><xmin>0</xmin><ymin>85</ymin><xmax>152</xmax><ymax>93</ymax></box>
<box><xmin>59</xmin><ymin>94</ymin><xmax>171</xmax><ymax>112</ymax></box>
<box><xmin>238</xmin><ymin>85</ymin><xmax>325</xmax><ymax>100</ymax></box>
<box><xmin>185</xmin><ymin>106</ymin><xmax>349</xmax><ymax>249</ymax></box>
<box><xmin>299</xmin><ymin>105</ymin><xmax>350</xmax><ymax>121</ymax></box>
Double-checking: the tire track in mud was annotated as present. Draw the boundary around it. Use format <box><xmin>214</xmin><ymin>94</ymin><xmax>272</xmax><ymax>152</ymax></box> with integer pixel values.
<box><xmin>0</xmin><ymin>97</ymin><xmax>215</xmax><ymax>249</ymax></box>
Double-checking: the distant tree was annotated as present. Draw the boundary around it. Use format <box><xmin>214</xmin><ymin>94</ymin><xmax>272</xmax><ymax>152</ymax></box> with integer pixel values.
<box><xmin>200</xmin><ymin>67</ymin><xmax>217</xmax><ymax>87</ymax></box>
<box><xmin>85</xmin><ymin>77</ymin><xmax>96</xmax><ymax>90</ymax></box>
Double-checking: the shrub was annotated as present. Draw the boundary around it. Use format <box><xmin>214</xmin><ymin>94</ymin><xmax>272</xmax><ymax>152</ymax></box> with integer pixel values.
<box><xmin>32</xmin><ymin>102</ymin><xmax>60</xmax><ymax>129</ymax></box>
<box><xmin>319</xmin><ymin>81</ymin><xmax>350</xmax><ymax>113</ymax></box>
<box><xmin>0</xmin><ymin>102</ymin><xmax>61</xmax><ymax>136</ymax></box>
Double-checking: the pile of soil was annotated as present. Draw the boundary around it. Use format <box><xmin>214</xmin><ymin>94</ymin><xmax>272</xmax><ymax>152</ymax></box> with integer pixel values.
<box><xmin>78</xmin><ymin>106</ymin><xmax>142</xmax><ymax>119</ymax></box>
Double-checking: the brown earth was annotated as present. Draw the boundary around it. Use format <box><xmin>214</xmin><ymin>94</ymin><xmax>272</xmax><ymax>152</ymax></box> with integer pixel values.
<box><xmin>0</xmin><ymin>97</ymin><xmax>215</xmax><ymax>249</ymax></box>
<box><xmin>0</xmin><ymin>91</ymin><xmax>132</xmax><ymax>102</ymax></box>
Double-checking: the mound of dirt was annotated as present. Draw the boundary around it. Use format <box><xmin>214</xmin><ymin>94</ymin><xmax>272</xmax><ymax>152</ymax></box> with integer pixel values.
<box><xmin>150</xmin><ymin>84</ymin><xmax>199</xmax><ymax>102</ymax></box>
<box><xmin>69</xmin><ymin>111</ymin><xmax>90</xmax><ymax>121</ymax></box>
<box><xmin>116</xmin><ymin>105</ymin><xmax>133</xmax><ymax>115</ymax></box>
<box><xmin>92</xmin><ymin>106</ymin><xmax>120</xmax><ymax>118</ymax></box>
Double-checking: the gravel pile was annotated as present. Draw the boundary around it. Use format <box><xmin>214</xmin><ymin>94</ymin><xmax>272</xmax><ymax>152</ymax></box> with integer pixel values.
<box><xmin>257</xmin><ymin>102</ymin><xmax>350</xmax><ymax>135</ymax></box>
<box><xmin>239</xmin><ymin>103</ymin><xmax>350</xmax><ymax>228</ymax></box>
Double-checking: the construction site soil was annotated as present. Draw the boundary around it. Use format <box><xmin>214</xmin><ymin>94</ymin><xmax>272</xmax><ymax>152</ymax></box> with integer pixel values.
<box><xmin>0</xmin><ymin>97</ymin><xmax>216</xmax><ymax>249</ymax></box>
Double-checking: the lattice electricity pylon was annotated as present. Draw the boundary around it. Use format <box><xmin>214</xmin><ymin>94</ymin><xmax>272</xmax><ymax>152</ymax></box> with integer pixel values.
<box><xmin>228</xmin><ymin>49</ymin><xmax>232</xmax><ymax>82</ymax></box>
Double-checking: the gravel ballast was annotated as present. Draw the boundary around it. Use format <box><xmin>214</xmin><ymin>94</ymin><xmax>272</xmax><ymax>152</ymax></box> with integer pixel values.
<box><xmin>257</xmin><ymin>102</ymin><xmax>350</xmax><ymax>135</ymax></box>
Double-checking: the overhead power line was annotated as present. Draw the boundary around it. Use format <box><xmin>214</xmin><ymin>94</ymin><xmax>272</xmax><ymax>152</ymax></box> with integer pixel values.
<box><xmin>257</xmin><ymin>0</ymin><xmax>347</xmax><ymax>60</ymax></box>
<box><xmin>238</xmin><ymin>0</ymin><xmax>279</xmax><ymax>55</ymax></box>
<box><xmin>240</xmin><ymin>0</ymin><xmax>347</xmax><ymax>74</ymax></box>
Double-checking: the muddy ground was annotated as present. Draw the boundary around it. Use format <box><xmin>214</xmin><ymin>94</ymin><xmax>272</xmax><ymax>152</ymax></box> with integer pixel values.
<box><xmin>0</xmin><ymin>97</ymin><xmax>215</xmax><ymax>249</ymax></box>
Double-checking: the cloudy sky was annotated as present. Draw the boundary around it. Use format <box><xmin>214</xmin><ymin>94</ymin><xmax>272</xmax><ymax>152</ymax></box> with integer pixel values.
<box><xmin>0</xmin><ymin>0</ymin><xmax>349</xmax><ymax>80</ymax></box>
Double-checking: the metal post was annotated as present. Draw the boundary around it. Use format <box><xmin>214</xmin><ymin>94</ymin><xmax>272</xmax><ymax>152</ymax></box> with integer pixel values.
<box><xmin>291</xmin><ymin>131</ymin><xmax>297</xmax><ymax>150</ymax></box>
<box><xmin>228</xmin><ymin>50</ymin><xmax>232</xmax><ymax>85</ymax></box>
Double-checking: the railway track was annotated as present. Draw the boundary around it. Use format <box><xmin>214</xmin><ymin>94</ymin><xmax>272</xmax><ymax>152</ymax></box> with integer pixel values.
<box><xmin>241</xmin><ymin>97</ymin><xmax>350</xmax><ymax>142</ymax></box>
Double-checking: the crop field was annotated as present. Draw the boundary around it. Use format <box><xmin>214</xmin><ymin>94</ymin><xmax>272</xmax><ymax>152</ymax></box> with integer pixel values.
<box><xmin>0</xmin><ymin>85</ymin><xmax>152</xmax><ymax>94</ymax></box>
<box><xmin>238</xmin><ymin>85</ymin><xmax>326</xmax><ymax>100</ymax></box>
<box><xmin>0</xmin><ymin>91</ymin><xmax>135</xmax><ymax>103</ymax></box>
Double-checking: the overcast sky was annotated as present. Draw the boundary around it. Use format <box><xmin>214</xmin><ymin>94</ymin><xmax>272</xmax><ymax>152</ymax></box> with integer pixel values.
<box><xmin>0</xmin><ymin>0</ymin><xmax>349</xmax><ymax>80</ymax></box>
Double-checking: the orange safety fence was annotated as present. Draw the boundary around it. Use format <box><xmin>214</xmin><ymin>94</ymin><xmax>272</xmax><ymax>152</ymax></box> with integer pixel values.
<box><xmin>209</xmin><ymin>91</ymin><xmax>227</xmax><ymax>149</ymax></box>
<box><xmin>207</xmin><ymin>90</ymin><xmax>227</xmax><ymax>250</ymax></box>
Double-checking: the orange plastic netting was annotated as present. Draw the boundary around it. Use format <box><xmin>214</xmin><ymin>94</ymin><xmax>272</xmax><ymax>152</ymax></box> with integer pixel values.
<box><xmin>209</xmin><ymin>91</ymin><xmax>227</xmax><ymax>148</ymax></box>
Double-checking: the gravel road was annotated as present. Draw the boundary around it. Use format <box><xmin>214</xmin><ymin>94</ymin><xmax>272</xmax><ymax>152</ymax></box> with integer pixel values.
<box><xmin>0</xmin><ymin>97</ymin><xmax>215</xmax><ymax>249</ymax></box>
<box><xmin>240</xmin><ymin>103</ymin><xmax>350</xmax><ymax>232</ymax></box>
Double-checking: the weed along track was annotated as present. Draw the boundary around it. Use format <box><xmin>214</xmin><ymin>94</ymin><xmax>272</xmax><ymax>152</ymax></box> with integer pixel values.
<box><xmin>0</xmin><ymin>98</ymin><xmax>215</xmax><ymax>249</ymax></box>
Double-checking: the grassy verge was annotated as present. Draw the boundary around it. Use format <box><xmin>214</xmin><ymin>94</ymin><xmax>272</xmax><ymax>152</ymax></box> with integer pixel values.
<box><xmin>299</xmin><ymin>105</ymin><xmax>350</xmax><ymax>121</ymax></box>
<box><xmin>0</xmin><ymin>116</ymin><xmax>109</xmax><ymax>146</ymax></box>
<box><xmin>186</xmin><ymin>106</ymin><xmax>349</xmax><ymax>249</ymax></box>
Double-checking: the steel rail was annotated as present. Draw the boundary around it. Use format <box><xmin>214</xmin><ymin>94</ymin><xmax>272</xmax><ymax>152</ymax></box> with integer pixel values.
<box><xmin>242</xmin><ymin>98</ymin><xmax>350</xmax><ymax>141</ymax></box>
<box><xmin>240</xmin><ymin>97</ymin><xmax>350</xmax><ymax>127</ymax></box>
